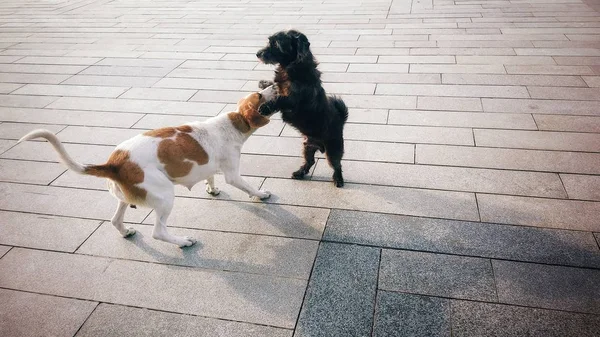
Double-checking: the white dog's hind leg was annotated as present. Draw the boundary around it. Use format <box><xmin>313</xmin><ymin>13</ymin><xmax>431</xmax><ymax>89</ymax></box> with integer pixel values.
<box><xmin>147</xmin><ymin>191</ymin><xmax>196</xmax><ymax>248</ymax></box>
<box><xmin>111</xmin><ymin>200</ymin><xmax>136</xmax><ymax>237</ymax></box>
<box><xmin>205</xmin><ymin>175</ymin><xmax>220</xmax><ymax>196</ymax></box>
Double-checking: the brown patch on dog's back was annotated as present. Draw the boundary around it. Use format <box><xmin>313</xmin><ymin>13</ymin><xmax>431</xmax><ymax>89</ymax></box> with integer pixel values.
<box><xmin>275</xmin><ymin>66</ymin><xmax>291</xmax><ymax>97</ymax></box>
<box><xmin>176</xmin><ymin>125</ymin><xmax>193</xmax><ymax>133</ymax></box>
<box><xmin>85</xmin><ymin>150</ymin><xmax>147</xmax><ymax>202</ymax></box>
<box><xmin>143</xmin><ymin>127</ymin><xmax>177</xmax><ymax>138</ymax></box>
<box><xmin>227</xmin><ymin>112</ymin><xmax>251</xmax><ymax>133</ymax></box>
<box><xmin>157</xmin><ymin>132</ymin><xmax>209</xmax><ymax>178</ymax></box>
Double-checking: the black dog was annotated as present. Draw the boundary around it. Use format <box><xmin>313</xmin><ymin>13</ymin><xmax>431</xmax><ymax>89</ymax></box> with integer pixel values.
<box><xmin>256</xmin><ymin>30</ymin><xmax>348</xmax><ymax>187</ymax></box>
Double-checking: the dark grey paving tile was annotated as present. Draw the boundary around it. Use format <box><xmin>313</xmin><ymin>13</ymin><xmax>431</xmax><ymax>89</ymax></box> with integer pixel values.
<box><xmin>76</xmin><ymin>303</ymin><xmax>292</xmax><ymax>337</ymax></box>
<box><xmin>451</xmin><ymin>300</ymin><xmax>600</xmax><ymax>337</ymax></box>
<box><xmin>295</xmin><ymin>242</ymin><xmax>380</xmax><ymax>337</ymax></box>
<box><xmin>373</xmin><ymin>292</ymin><xmax>450</xmax><ymax>337</ymax></box>
<box><xmin>324</xmin><ymin>210</ymin><xmax>600</xmax><ymax>268</ymax></box>
<box><xmin>0</xmin><ymin>288</ymin><xmax>97</xmax><ymax>337</ymax></box>
<box><xmin>379</xmin><ymin>250</ymin><xmax>496</xmax><ymax>302</ymax></box>
<box><xmin>493</xmin><ymin>260</ymin><xmax>600</xmax><ymax>314</ymax></box>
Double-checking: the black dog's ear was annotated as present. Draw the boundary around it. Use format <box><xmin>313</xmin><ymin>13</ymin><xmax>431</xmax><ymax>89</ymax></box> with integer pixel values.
<box><xmin>292</xmin><ymin>32</ymin><xmax>310</xmax><ymax>62</ymax></box>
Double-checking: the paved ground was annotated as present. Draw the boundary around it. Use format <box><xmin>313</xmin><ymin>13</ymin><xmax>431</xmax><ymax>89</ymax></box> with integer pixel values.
<box><xmin>0</xmin><ymin>0</ymin><xmax>600</xmax><ymax>336</ymax></box>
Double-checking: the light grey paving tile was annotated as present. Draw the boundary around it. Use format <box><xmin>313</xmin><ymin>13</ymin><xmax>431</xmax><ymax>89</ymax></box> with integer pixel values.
<box><xmin>120</xmin><ymin>87</ymin><xmax>197</xmax><ymax>101</ymax></box>
<box><xmin>13</xmin><ymin>84</ymin><xmax>128</xmax><ymax>98</ymax></box>
<box><xmin>344</xmin><ymin>108</ymin><xmax>388</xmax><ymax>124</ymax></box>
<box><xmin>456</xmin><ymin>55</ymin><xmax>556</xmax><ymax>65</ymax></box>
<box><xmin>534</xmin><ymin>115</ymin><xmax>600</xmax><ymax>133</ymax></box>
<box><xmin>528</xmin><ymin>86</ymin><xmax>600</xmax><ymax>101</ymax></box>
<box><xmin>0</xmin><ymin>83</ymin><xmax>23</xmax><ymax>94</ymax></box>
<box><xmin>244</xmin><ymin>136</ymin><xmax>415</xmax><ymax>163</ymax></box>
<box><xmin>374</xmin><ymin>292</ymin><xmax>450</xmax><ymax>337</ymax></box>
<box><xmin>474</xmin><ymin>129</ymin><xmax>600</xmax><ymax>152</ymax></box>
<box><xmin>380</xmin><ymin>250</ymin><xmax>496</xmax><ymax>301</ymax></box>
<box><xmin>515</xmin><ymin>48</ymin><xmax>600</xmax><ymax>56</ymax></box>
<box><xmin>153</xmin><ymin>78</ymin><xmax>247</xmax><ymax>90</ymax></box>
<box><xmin>583</xmin><ymin>76</ymin><xmax>600</xmax><ymax>87</ymax></box>
<box><xmin>417</xmin><ymin>96</ymin><xmax>482</xmax><ymax>111</ymax></box>
<box><xmin>139</xmin><ymin>194</ymin><xmax>326</xmax><ymax>239</ymax></box>
<box><xmin>96</xmin><ymin>57</ymin><xmax>183</xmax><ymax>68</ymax></box>
<box><xmin>554</xmin><ymin>56</ymin><xmax>600</xmax><ymax>65</ymax></box>
<box><xmin>0</xmin><ymin>122</ymin><xmax>64</xmax><ymax>140</ymax></box>
<box><xmin>190</xmin><ymin>90</ymin><xmax>253</xmax><ymax>104</ymax></box>
<box><xmin>295</xmin><ymin>242</ymin><xmax>379</xmax><ymax>337</ymax></box>
<box><xmin>356</xmin><ymin>48</ymin><xmax>411</xmax><ymax>55</ymax></box>
<box><xmin>325</xmin><ymin>210</ymin><xmax>600</xmax><ymax>268</ymax></box>
<box><xmin>14</xmin><ymin>56</ymin><xmax>102</xmax><ymax>65</ymax></box>
<box><xmin>378</xmin><ymin>55</ymin><xmax>456</xmax><ymax>63</ymax></box>
<box><xmin>505</xmin><ymin>65</ymin><xmax>594</xmax><ymax>75</ymax></box>
<box><xmin>376</xmin><ymin>83</ymin><xmax>529</xmax><ymax>98</ymax></box>
<box><xmin>0</xmin><ymin>94</ymin><xmax>57</xmax><ymax>108</ymax></box>
<box><xmin>484</xmin><ymin>98</ymin><xmax>600</xmax><ymax>115</ymax></box>
<box><xmin>417</xmin><ymin>144</ymin><xmax>600</xmax><ymax>174</ymax></box>
<box><xmin>0</xmin><ymin>140</ymin><xmax>16</xmax><ymax>154</ymax></box>
<box><xmin>76</xmin><ymin>303</ymin><xmax>292</xmax><ymax>337</ymax></box>
<box><xmin>343</xmin><ymin>123</ymin><xmax>474</xmax><ymax>145</ymax></box>
<box><xmin>181</xmin><ymin>60</ymin><xmax>258</xmax><ymax>70</ymax></box>
<box><xmin>493</xmin><ymin>260</ymin><xmax>600</xmax><ymax>314</ymax></box>
<box><xmin>442</xmin><ymin>73</ymin><xmax>587</xmax><ymax>87</ymax></box>
<box><xmin>262</xmin><ymin>178</ymin><xmax>479</xmax><ymax>221</ymax></box>
<box><xmin>132</xmin><ymin>114</ymin><xmax>209</xmax><ymax>129</ymax></box>
<box><xmin>0</xmin><ymin>288</ymin><xmax>97</xmax><ymax>337</ymax></box>
<box><xmin>340</xmin><ymin>94</ymin><xmax>416</xmax><ymax>109</ymax></box>
<box><xmin>0</xmin><ymin>182</ymin><xmax>150</xmax><ymax>223</ymax></box>
<box><xmin>66</xmin><ymin>50</ymin><xmax>145</xmax><ymax>58</ymax></box>
<box><xmin>478</xmin><ymin>193</ymin><xmax>600</xmax><ymax>231</ymax></box>
<box><xmin>318</xmin><ymin>55</ymin><xmax>378</xmax><ymax>63</ymax></box>
<box><xmin>451</xmin><ymin>300</ymin><xmax>600</xmax><ymax>337</ymax></box>
<box><xmin>559</xmin><ymin>174</ymin><xmax>600</xmax><ymax>201</ymax></box>
<box><xmin>0</xmin><ymin>72</ymin><xmax>71</xmax><ymax>84</ymax></box>
<box><xmin>80</xmin><ymin>66</ymin><xmax>174</xmax><ymax>77</ymax></box>
<box><xmin>0</xmin><ymin>248</ymin><xmax>305</xmax><ymax>328</ymax></box>
<box><xmin>410</xmin><ymin>64</ymin><xmax>506</xmax><ymax>74</ymax></box>
<box><xmin>0</xmin><ymin>210</ymin><xmax>100</xmax><ymax>252</ymax></box>
<box><xmin>63</xmin><ymin>74</ymin><xmax>162</xmax><ymax>87</ymax></box>
<box><xmin>322</xmin><ymin>72</ymin><xmax>441</xmax><ymax>84</ymax></box>
<box><xmin>320</xmin><ymin>82</ymin><xmax>376</xmax><ymax>95</ymax></box>
<box><xmin>347</xmin><ymin>63</ymin><xmax>408</xmax><ymax>73</ymax></box>
<box><xmin>313</xmin><ymin>160</ymin><xmax>566</xmax><ymax>198</ymax></box>
<box><xmin>0</xmin><ymin>64</ymin><xmax>87</xmax><ymax>74</ymax></box>
<box><xmin>78</xmin><ymin>222</ymin><xmax>318</xmax><ymax>279</ymax></box>
<box><xmin>0</xmin><ymin>245</ymin><xmax>10</xmax><ymax>259</ymax></box>
<box><xmin>0</xmin><ymin>159</ymin><xmax>65</xmax><ymax>185</ymax></box>
<box><xmin>56</xmin><ymin>126</ymin><xmax>143</xmax><ymax>146</ymax></box>
<box><xmin>388</xmin><ymin>110</ymin><xmax>537</xmax><ymax>129</ymax></box>
<box><xmin>167</xmin><ymin>68</ymin><xmax>273</xmax><ymax>81</ymax></box>
<box><xmin>47</xmin><ymin>97</ymin><xmax>224</xmax><ymax>116</ymax></box>
<box><xmin>410</xmin><ymin>47</ymin><xmax>515</xmax><ymax>56</ymax></box>
<box><xmin>141</xmin><ymin>51</ymin><xmax>225</xmax><ymax>60</ymax></box>
<box><xmin>238</xmin><ymin>154</ymin><xmax>315</xmax><ymax>179</ymax></box>
<box><xmin>0</xmin><ymin>107</ymin><xmax>143</xmax><ymax>128</ymax></box>
<box><xmin>436</xmin><ymin>40</ymin><xmax>534</xmax><ymax>48</ymax></box>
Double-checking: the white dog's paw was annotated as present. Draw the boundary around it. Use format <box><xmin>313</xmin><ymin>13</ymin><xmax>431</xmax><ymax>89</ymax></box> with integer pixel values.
<box><xmin>178</xmin><ymin>236</ymin><xmax>197</xmax><ymax>248</ymax></box>
<box><xmin>255</xmin><ymin>189</ymin><xmax>271</xmax><ymax>200</ymax></box>
<box><xmin>206</xmin><ymin>185</ymin><xmax>220</xmax><ymax>196</ymax></box>
<box><xmin>122</xmin><ymin>227</ymin><xmax>136</xmax><ymax>238</ymax></box>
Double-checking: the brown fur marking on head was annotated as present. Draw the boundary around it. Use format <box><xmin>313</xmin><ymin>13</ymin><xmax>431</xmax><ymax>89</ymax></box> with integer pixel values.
<box><xmin>228</xmin><ymin>112</ymin><xmax>251</xmax><ymax>133</ymax></box>
<box><xmin>275</xmin><ymin>66</ymin><xmax>291</xmax><ymax>97</ymax></box>
<box><xmin>85</xmin><ymin>150</ymin><xmax>147</xmax><ymax>202</ymax></box>
<box><xmin>238</xmin><ymin>93</ymin><xmax>270</xmax><ymax>128</ymax></box>
<box><xmin>157</xmin><ymin>132</ymin><xmax>209</xmax><ymax>178</ymax></box>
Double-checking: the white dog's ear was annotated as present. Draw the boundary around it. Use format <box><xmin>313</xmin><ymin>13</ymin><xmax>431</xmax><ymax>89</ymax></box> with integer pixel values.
<box><xmin>239</xmin><ymin>98</ymin><xmax>270</xmax><ymax>128</ymax></box>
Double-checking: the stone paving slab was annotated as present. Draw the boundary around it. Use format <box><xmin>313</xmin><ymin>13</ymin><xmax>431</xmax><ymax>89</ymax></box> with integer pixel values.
<box><xmin>0</xmin><ymin>288</ymin><xmax>97</xmax><ymax>337</ymax></box>
<box><xmin>77</xmin><ymin>222</ymin><xmax>318</xmax><ymax>279</ymax></box>
<box><xmin>0</xmin><ymin>159</ymin><xmax>66</xmax><ymax>185</ymax></box>
<box><xmin>379</xmin><ymin>250</ymin><xmax>497</xmax><ymax>301</ymax></box>
<box><xmin>0</xmin><ymin>245</ymin><xmax>11</xmax><ymax>259</ymax></box>
<box><xmin>324</xmin><ymin>210</ymin><xmax>600</xmax><ymax>268</ymax></box>
<box><xmin>0</xmin><ymin>248</ymin><xmax>306</xmax><ymax>328</ymax></box>
<box><xmin>76</xmin><ymin>303</ymin><xmax>292</xmax><ymax>337</ymax></box>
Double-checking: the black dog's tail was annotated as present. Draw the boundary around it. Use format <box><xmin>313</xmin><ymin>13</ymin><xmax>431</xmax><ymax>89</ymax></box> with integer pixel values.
<box><xmin>330</xmin><ymin>96</ymin><xmax>349</xmax><ymax>124</ymax></box>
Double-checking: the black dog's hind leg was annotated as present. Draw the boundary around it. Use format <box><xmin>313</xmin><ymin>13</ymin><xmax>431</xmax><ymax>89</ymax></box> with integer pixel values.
<box><xmin>292</xmin><ymin>138</ymin><xmax>323</xmax><ymax>179</ymax></box>
<box><xmin>258</xmin><ymin>80</ymin><xmax>274</xmax><ymax>89</ymax></box>
<box><xmin>325</xmin><ymin>137</ymin><xmax>344</xmax><ymax>187</ymax></box>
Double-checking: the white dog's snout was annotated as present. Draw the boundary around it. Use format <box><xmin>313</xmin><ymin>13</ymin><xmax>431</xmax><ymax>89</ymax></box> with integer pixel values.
<box><xmin>259</xmin><ymin>85</ymin><xmax>277</xmax><ymax>101</ymax></box>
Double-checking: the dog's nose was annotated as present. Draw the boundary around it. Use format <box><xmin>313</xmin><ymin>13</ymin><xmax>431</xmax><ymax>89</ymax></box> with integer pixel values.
<box><xmin>256</xmin><ymin>51</ymin><xmax>262</xmax><ymax>58</ymax></box>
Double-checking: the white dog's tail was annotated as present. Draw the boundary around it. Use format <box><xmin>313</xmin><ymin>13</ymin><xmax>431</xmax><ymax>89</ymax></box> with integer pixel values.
<box><xmin>18</xmin><ymin>129</ymin><xmax>85</xmax><ymax>174</ymax></box>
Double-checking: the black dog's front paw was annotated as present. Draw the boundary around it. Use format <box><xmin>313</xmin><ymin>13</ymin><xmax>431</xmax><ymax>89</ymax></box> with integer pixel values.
<box><xmin>259</xmin><ymin>103</ymin><xmax>273</xmax><ymax>116</ymax></box>
<box><xmin>258</xmin><ymin>80</ymin><xmax>274</xmax><ymax>89</ymax></box>
<box><xmin>292</xmin><ymin>169</ymin><xmax>307</xmax><ymax>179</ymax></box>
<box><xmin>333</xmin><ymin>172</ymin><xmax>344</xmax><ymax>188</ymax></box>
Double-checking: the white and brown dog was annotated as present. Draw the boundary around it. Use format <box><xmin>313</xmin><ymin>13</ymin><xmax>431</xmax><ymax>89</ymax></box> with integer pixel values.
<box><xmin>19</xmin><ymin>86</ymin><xmax>277</xmax><ymax>247</ymax></box>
